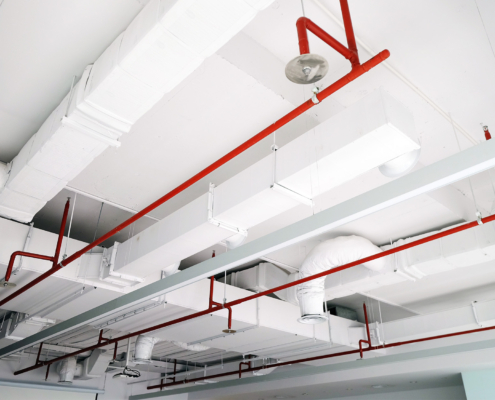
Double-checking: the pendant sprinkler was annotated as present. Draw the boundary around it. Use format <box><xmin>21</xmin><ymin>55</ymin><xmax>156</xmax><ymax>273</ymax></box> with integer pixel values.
<box><xmin>285</xmin><ymin>0</ymin><xmax>361</xmax><ymax>84</ymax></box>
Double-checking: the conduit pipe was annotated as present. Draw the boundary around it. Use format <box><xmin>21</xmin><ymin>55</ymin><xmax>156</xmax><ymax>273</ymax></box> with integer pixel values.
<box><xmin>0</xmin><ymin>50</ymin><xmax>390</xmax><ymax>307</ymax></box>
<box><xmin>12</xmin><ymin>212</ymin><xmax>495</xmax><ymax>376</ymax></box>
<box><xmin>297</xmin><ymin>236</ymin><xmax>384</xmax><ymax>323</ymax></box>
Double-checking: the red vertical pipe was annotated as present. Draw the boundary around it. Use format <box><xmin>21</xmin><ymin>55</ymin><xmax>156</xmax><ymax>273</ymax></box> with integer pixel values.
<box><xmin>36</xmin><ymin>342</ymin><xmax>43</xmax><ymax>365</ymax></box>
<box><xmin>296</xmin><ymin>17</ymin><xmax>310</xmax><ymax>54</ymax></box>
<box><xmin>52</xmin><ymin>198</ymin><xmax>71</xmax><ymax>268</ymax></box>
<box><xmin>483</xmin><ymin>126</ymin><xmax>491</xmax><ymax>141</ymax></box>
<box><xmin>113</xmin><ymin>342</ymin><xmax>118</xmax><ymax>360</ymax></box>
<box><xmin>339</xmin><ymin>0</ymin><xmax>360</xmax><ymax>66</ymax></box>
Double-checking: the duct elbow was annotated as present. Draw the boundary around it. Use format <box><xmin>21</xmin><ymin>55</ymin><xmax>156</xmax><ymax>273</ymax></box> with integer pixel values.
<box><xmin>134</xmin><ymin>335</ymin><xmax>160</xmax><ymax>364</ymax></box>
<box><xmin>297</xmin><ymin>236</ymin><xmax>384</xmax><ymax>324</ymax></box>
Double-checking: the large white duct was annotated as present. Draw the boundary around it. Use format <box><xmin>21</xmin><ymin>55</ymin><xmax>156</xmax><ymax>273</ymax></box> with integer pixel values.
<box><xmin>109</xmin><ymin>89</ymin><xmax>418</xmax><ymax>280</ymax></box>
<box><xmin>57</xmin><ymin>357</ymin><xmax>79</xmax><ymax>384</ymax></box>
<box><xmin>134</xmin><ymin>335</ymin><xmax>160</xmax><ymax>364</ymax></box>
<box><xmin>0</xmin><ymin>0</ymin><xmax>275</xmax><ymax>223</ymax></box>
<box><xmin>297</xmin><ymin>236</ymin><xmax>384</xmax><ymax>324</ymax></box>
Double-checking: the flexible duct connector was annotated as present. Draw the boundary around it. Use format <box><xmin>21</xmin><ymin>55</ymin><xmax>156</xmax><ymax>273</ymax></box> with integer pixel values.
<box><xmin>134</xmin><ymin>335</ymin><xmax>160</xmax><ymax>364</ymax></box>
<box><xmin>57</xmin><ymin>356</ymin><xmax>78</xmax><ymax>384</ymax></box>
<box><xmin>162</xmin><ymin>262</ymin><xmax>180</xmax><ymax>278</ymax></box>
<box><xmin>297</xmin><ymin>236</ymin><xmax>384</xmax><ymax>324</ymax></box>
<box><xmin>172</xmin><ymin>341</ymin><xmax>210</xmax><ymax>352</ymax></box>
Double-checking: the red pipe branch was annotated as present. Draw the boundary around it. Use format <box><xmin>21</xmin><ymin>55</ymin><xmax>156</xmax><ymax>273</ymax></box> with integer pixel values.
<box><xmin>0</xmin><ymin>49</ymin><xmax>389</xmax><ymax>308</ymax></box>
<box><xmin>3</xmin><ymin>199</ymin><xmax>70</xmax><ymax>283</ymax></box>
<box><xmin>296</xmin><ymin>0</ymin><xmax>360</xmax><ymax>67</ymax></box>
<box><xmin>13</xmin><ymin>211</ymin><xmax>495</xmax><ymax>376</ymax></box>
<box><xmin>148</xmin><ymin>324</ymin><xmax>495</xmax><ymax>390</ymax></box>
<box><xmin>358</xmin><ymin>303</ymin><xmax>372</xmax><ymax>358</ymax></box>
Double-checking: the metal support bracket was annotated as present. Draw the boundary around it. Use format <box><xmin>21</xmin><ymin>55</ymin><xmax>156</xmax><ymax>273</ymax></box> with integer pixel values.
<box><xmin>311</xmin><ymin>86</ymin><xmax>320</xmax><ymax>104</ymax></box>
<box><xmin>476</xmin><ymin>211</ymin><xmax>484</xmax><ymax>225</ymax></box>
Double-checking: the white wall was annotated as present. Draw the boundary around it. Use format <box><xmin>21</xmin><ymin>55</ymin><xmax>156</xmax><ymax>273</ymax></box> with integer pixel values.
<box><xmin>323</xmin><ymin>386</ymin><xmax>466</xmax><ymax>400</ymax></box>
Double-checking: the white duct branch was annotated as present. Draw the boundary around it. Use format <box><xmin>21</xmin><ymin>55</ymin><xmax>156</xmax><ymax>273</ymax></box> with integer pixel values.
<box><xmin>172</xmin><ymin>341</ymin><xmax>210</xmax><ymax>352</ymax></box>
<box><xmin>297</xmin><ymin>236</ymin><xmax>385</xmax><ymax>323</ymax></box>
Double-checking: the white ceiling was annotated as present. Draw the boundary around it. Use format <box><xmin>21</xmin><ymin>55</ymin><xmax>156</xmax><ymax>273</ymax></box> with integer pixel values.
<box><xmin>2</xmin><ymin>1</ymin><xmax>495</xmax><ymax>396</ymax></box>
<box><xmin>0</xmin><ymin>0</ymin><xmax>148</xmax><ymax>162</ymax></box>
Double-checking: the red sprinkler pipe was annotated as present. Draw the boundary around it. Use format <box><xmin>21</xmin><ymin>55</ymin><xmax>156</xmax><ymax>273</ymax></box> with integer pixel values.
<box><xmin>296</xmin><ymin>17</ymin><xmax>355</xmax><ymax>62</ymax></box>
<box><xmin>296</xmin><ymin>0</ymin><xmax>360</xmax><ymax>67</ymax></box>
<box><xmin>13</xmin><ymin>211</ymin><xmax>495</xmax><ymax>376</ymax></box>
<box><xmin>3</xmin><ymin>198</ymin><xmax>70</xmax><ymax>284</ymax></box>
<box><xmin>238</xmin><ymin>355</ymin><xmax>252</xmax><ymax>378</ymax></box>
<box><xmin>483</xmin><ymin>125</ymin><xmax>491</xmax><ymax>141</ymax></box>
<box><xmin>358</xmin><ymin>303</ymin><xmax>371</xmax><ymax>358</ymax></box>
<box><xmin>0</xmin><ymin>52</ymin><xmax>389</xmax><ymax>308</ymax></box>
<box><xmin>148</xmin><ymin>324</ymin><xmax>495</xmax><ymax>390</ymax></box>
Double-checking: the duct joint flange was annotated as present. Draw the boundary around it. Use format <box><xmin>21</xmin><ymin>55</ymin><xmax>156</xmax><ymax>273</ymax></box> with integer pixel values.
<box><xmin>100</xmin><ymin>243</ymin><xmax>144</xmax><ymax>286</ymax></box>
<box><xmin>207</xmin><ymin>183</ymin><xmax>248</xmax><ymax>236</ymax></box>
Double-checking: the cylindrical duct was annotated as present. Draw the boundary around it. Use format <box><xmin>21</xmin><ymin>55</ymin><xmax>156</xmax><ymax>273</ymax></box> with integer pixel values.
<box><xmin>57</xmin><ymin>356</ymin><xmax>77</xmax><ymax>384</ymax></box>
<box><xmin>134</xmin><ymin>335</ymin><xmax>159</xmax><ymax>364</ymax></box>
<box><xmin>297</xmin><ymin>236</ymin><xmax>384</xmax><ymax>324</ymax></box>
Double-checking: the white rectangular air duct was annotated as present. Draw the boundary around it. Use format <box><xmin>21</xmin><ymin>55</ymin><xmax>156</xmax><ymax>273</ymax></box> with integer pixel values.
<box><xmin>324</xmin><ymin>220</ymin><xmax>495</xmax><ymax>300</ymax></box>
<box><xmin>107</xmin><ymin>89</ymin><xmax>419</xmax><ymax>281</ymax></box>
<box><xmin>0</xmin><ymin>0</ymin><xmax>275</xmax><ymax>223</ymax></box>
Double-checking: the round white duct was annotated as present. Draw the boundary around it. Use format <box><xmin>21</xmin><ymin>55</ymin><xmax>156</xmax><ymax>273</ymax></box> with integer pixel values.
<box><xmin>134</xmin><ymin>335</ymin><xmax>160</xmax><ymax>364</ymax></box>
<box><xmin>172</xmin><ymin>341</ymin><xmax>210</xmax><ymax>352</ymax></box>
<box><xmin>57</xmin><ymin>356</ymin><xmax>79</xmax><ymax>384</ymax></box>
<box><xmin>225</xmin><ymin>232</ymin><xmax>247</xmax><ymax>249</ymax></box>
<box><xmin>297</xmin><ymin>236</ymin><xmax>385</xmax><ymax>324</ymax></box>
<box><xmin>379</xmin><ymin>148</ymin><xmax>421</xmax><ymax>177</ymax></box>
<box><xmin>162</xmin><ymin>262</ymin><xmax>180</xmax><ymax>277</ymax></box>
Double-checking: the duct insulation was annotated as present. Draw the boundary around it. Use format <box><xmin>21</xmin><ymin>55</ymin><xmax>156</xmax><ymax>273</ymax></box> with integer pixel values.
<box><xmin>172</xmin><ymin>341</ymin><xmax>210</xmax><ymax>352</ymax></box>
<box><xmin>57</xmin><ymin>357</ymin><xmax>79</xmax><ymax>383</ymax></box>
<box><xmin>134</xmin><ymin>336</ymin><xmax>160</xmax><ymax>364</ymax></box>
<box><xmin>296</xmin><ymin>236</ymin><xmax>384</xmax><ymax>324</ymax></box>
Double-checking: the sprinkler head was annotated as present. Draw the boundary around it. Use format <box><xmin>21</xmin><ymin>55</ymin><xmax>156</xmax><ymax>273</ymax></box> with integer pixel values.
<box><xmin>285</xmin><ymin>53</ymin><xmax>329</xmax><ymax>84</ymax></box>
